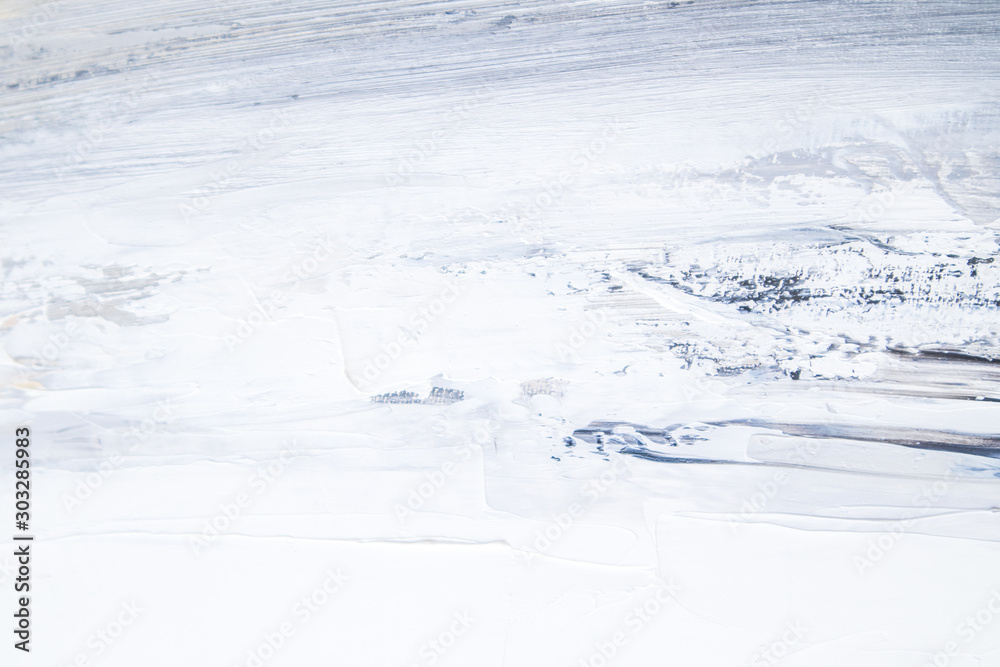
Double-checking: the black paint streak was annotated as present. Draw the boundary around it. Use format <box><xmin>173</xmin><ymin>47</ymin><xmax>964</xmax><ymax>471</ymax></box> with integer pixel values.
<box><xmin>719</xmin><ymin>419</ymin><xmax>1000</xmax><ymax>459</ymax></box>
<box><xmin>569</xmin><ymin>419</ymin><xmax>1000</xmax><ymax>468</ymax></box>
<box><xmin>570</xmin><ymin>421</ymin><xmax>677</xmax><ymax>447</ymax></box>
<box><xmin>889</xmin><ymin>348</ymin><xmax>1000</xmax><ymax>366</ymax></box>
<box><xmin>618</xmin><ymin>447</ymin><xmax>738</xmax><ymax>465</ymax></box>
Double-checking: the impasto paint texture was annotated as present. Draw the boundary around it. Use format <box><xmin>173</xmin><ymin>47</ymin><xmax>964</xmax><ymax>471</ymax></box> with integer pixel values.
<box><xmin>2</xmin><ymin>1</ymin><xmax>999</xmax><ymax>664</ymax></box>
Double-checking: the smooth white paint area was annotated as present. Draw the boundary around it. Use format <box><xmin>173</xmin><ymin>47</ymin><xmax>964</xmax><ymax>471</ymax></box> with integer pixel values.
<box><xmin>2</xmin><ymin>0</ymin><xmax>1000</xmax><ymax>664</ymax></box>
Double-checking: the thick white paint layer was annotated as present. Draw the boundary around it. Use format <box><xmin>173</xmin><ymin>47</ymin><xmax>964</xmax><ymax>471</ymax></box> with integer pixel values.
<box><xmin>2</xmin><ymin>1</ymin><xmax>1000</xmax><ymax>664</ymax></box>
